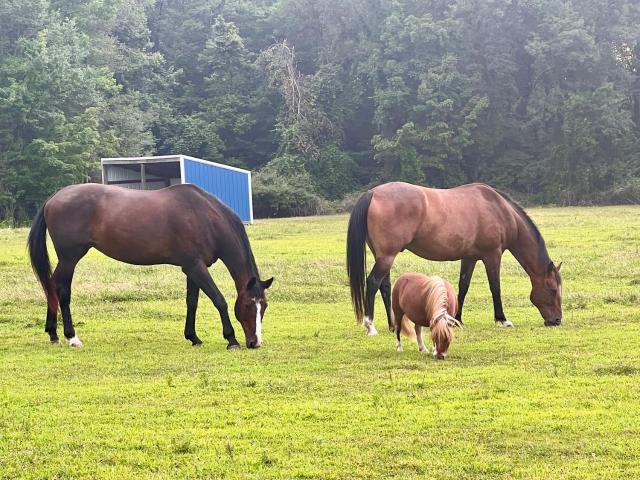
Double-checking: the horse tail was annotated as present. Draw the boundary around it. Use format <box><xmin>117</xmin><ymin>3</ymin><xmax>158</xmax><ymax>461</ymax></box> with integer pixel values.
<box><xmin>347</xmin><ymin>191</ymin><xmax>373</xmax><ymax>322</ymax></box>
<box><xmin>27</xmin><ymin>203</ymin><xmax>58</xmax><ymax>312</ymax></box>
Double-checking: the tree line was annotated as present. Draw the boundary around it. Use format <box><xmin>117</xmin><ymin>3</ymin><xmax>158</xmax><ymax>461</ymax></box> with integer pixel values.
<box><xmin>1</xmin><ymin>0</ymin><xmax>639</xmax><ymax>222</ymax></box>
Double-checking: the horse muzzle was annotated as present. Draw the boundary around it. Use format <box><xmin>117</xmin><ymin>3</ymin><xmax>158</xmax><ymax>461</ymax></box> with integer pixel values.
<box><xmin>247</xmin><ymin>339</ymin><xmax>261</xmax><ymax>349</ymax></box>
<box><xmin>544</xmin><ymin>318</ymin><xmax>562</xmax><ymax>327</ymax></box>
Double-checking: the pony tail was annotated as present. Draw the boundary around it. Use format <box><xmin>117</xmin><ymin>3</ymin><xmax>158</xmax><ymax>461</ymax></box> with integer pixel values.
<box><xmin>346</xmin><ymin>191</ymin><xmax>373</xmax><ymax>322</ymax></box>
<box><xmin>400</xmin><ymin>315</ymin><xmax>417</xmax><ymax>342</ymax></box>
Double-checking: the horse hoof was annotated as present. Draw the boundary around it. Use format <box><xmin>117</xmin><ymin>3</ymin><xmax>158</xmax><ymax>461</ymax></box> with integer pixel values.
<box><xmin>68</xmin><ymin>336</ymin><xmax>83</xmax><ymax>347</ymax></box>
<box><xmin>396</xmin><ymin>345</ymin><xmax>403</xmax><ymax>352</ymax></box>
<box><xmin>192</xmin><ymin>342</ymin><xmax>203</xmax><ymax>347</ymax></box>
<box><xmin>366</xmin><ymin>326</ymin><xmax>378</xmax><ymax>336</ymax></box>
<box><xmin>227</xmin><ymin>343</ymin><xmax>241</xmax><ymax>351</ymax></box>
<box><xmin>50</xmin><ymin>339</ymin><xmax>60</xmax><ymax>345</ymax></box>
<box><xmin>496</xmin><ymin>320</ymin><xmax>514</xmax><ymax>328</ymax></box>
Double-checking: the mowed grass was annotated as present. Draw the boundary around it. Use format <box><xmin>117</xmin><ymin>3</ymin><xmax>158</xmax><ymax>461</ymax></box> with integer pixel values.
<box><xmin>1</xmin><ymin>206</ymin><xmax>639</xmax><ymax>479</ymax></box>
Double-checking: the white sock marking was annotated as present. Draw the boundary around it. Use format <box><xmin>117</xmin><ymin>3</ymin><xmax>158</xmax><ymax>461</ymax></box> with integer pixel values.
<box><xmin>363</xmin><ymin>316</ymin><xmax>378</xmax><ymax>336</ymax></box>
<box><xmin>68</xmin><ymin>336</ymin><xmax>83</xmax><ymax>348</ymax></box>
<box><xmin>255</xmin><ymin>300</ymin><xmax>262</xmax><ymax>345</ymax></box>
<box><xmin>396</xmin><ymin>340</ymin><xmax>403</xmax><ymax>352</ymax></box>
<box><xmin>496</xmin><ymin>320</ymin><xmax>514</xmax><ymax>328</ymax></box>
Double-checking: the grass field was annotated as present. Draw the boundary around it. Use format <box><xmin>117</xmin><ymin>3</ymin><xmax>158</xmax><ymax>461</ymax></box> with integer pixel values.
<box><xmin>0</xmin><ymin>206</ymin><xmax>639</xmax><ymax>479</ymax></box>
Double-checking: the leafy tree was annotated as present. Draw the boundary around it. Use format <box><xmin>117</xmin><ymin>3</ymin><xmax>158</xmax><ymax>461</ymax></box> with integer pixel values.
<box><xmin>2</xmin><ymin>0</ymin><xmax>640</xmax><ymax>221</ymax></box>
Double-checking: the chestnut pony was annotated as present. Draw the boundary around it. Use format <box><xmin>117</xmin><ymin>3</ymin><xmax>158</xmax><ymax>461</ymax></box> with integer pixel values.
<box><xmin>392</xmin><ymin>273</ymin><xmax>460</xmax><ymax>360</ymax></box>
<box><xmin>347</xmin><ymin>182</ymin><xmax>562</xmax><ymax>335</ymax></box>
<box><xmin>28</xmin><ymin>183</ymin><xmax>273</xmax><ymax>350</ymax></box>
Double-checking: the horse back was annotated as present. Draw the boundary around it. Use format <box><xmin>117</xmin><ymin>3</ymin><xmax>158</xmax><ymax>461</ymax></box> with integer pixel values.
<box><xmin>44</xmin><ymin>183</ymin><xmax>223</xmax><ymax>266</ymax></box>
<box><xmin>420</xmin><ymin>183</ymin><xmax>520</xmax><ymax>257</ymax></box>
<box><xmin>369</xmin><ymin>182</ymin><xmax>520</xmax><ymax>261</ymax></box>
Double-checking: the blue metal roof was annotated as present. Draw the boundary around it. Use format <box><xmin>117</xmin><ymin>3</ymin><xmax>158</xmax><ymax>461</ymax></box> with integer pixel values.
<box><xmin>181</xmin><ymin>157</ymin><xmax>252</xmax><ymax>223</ymax></box>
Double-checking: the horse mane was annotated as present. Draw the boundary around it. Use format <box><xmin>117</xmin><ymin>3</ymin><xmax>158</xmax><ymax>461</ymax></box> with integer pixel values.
<box><xmin>194</xmin><ymin>186</ymin><xmax>260</xmax><ymax>279</ymax></box>
<box><xmin>494</xmin><ymin>188</ymin><xmax>551</xmax><ymax>265</ymax></box>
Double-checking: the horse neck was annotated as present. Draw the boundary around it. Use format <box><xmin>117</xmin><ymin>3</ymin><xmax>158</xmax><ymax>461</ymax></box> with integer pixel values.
<box><xmin>218</xmin><ymin>223</ymin><xmax>259</xmax><ymax>293</ymax></box>
<box><xmin>509</xmin><ymin>216</ymin><xmax>550</xmax><ymax>280</ymax></box>
<box><xmin>223</xmin><ymin>252</ymin><xmax>257</xmax><ymax>292</ymax></box>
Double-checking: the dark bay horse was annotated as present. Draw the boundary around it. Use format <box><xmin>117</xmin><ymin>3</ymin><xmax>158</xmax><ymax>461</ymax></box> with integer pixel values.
<box><xmin>347</xmin><ymin>182</ymin><xmax>562</xmax><ymax>335</ymax></box>
<box><xmin>28</xmin><ymin>183</ymin><xmax>273</xmax><ymax>349</ymax></box>
<box><xmin>392</xmin><ymin>273</ymin><xmax>460</xmax><ymax>360</ymax></box>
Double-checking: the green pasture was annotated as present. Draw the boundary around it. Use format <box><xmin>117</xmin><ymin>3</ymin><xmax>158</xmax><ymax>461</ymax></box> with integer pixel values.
<box><xmin>0</xmin><ymin>206</ymin><xmax>639</xmax><ymax>479</ymax></box>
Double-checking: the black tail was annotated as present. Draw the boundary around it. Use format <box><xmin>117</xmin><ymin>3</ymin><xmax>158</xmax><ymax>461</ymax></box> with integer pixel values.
<box><xmin>346</xmin><ymin>191</ymin><xmax>373</xmax><ymax>322</ymax></box>
<box><xmin>27</xmin><ymin>204</ymin><xmax>58</xmax><ymax>312</ymax></box>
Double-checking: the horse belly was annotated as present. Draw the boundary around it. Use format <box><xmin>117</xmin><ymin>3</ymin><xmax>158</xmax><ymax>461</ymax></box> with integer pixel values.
<box><xmin>95</xmin><ymin>243</ymin><xmax>173</xmax><ymax>265</ymax></box>
<box><xmin>409</xmin><ymin>214</ymin><xmax>504</xmax><ymax>261</ymax></box>
<box><xmin>407</xmin><ymin>232</ymin><xmax>481</xmax><ymax>261</ymax></box>
<box><xmin>92</xmin><ymin>219</ymin><xmax>177</xmax><ymax>265</ymax></box>
<box><xmin>398</xmin><ymin>297</ymin><xmax>429</xmax><ymax>327</ymax></box>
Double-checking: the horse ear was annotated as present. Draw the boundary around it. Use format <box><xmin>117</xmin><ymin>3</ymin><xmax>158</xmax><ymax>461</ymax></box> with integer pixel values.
<box><xmin>547</xmin><ymin>261</ymin><xmax>555</xmax><ymax>274</ymax></box>
<box><xmin>261</xmin><ymin>277</ymin><xmax>274</xmax><ymax>290</ymax></box>
<box><xmin>247</xmin><ymin>277</ymin><xmax>257</xmax><ymax>290</ymax></box>
<box><xmin>556</xmin><ymin>262</ymin><xmax>562</xmax><ymax>272</ymax></box>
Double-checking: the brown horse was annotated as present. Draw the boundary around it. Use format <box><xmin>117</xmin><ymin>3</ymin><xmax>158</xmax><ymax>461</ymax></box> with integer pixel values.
<box><xmin>28</xmin><ymin>183</ymin><xmax>273</xmax><ymax>350</ymax></box>
<box><xmin>347</xmin><ymin>182</ymin><xmax>562</xmax><ymax>335</ymax></box>
<box><xmin>392</xmin><ymin>273</ymin><xmax>460</xmax><ymax>360</ymax></box>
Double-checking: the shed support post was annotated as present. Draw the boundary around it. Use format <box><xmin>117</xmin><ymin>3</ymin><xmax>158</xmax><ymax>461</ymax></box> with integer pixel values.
<box><xmin>140</xmin><ymin>163</ymin><xmax>146</xmax><ymax>190</ymax></box>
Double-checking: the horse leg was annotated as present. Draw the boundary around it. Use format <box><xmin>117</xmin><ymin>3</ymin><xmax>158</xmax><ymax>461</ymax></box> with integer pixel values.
<box><xmin>183</xmin><ymin>276</ymin><xmax>202</xmax><ymax>346</ymax></box>
<box><xmin>379</xmin><ymin>273</ymin><xmax>393</xmax><ymax>332</ymax></box>
<box><xmin>456</xmin><ymin>258</ymin><xmax>477</xmax><ymax>324</ymax></box>
<box><xmin>482</xmin><ymin>253</ymin><xmax>513</xmax><ymax>327</ymax></box>
<box><xmin>55</xmin><ymin>255</ymin><xmax>85</xmax><ymax>347</ymax></box>
<box><xmin>364</xmin><ymin>257</ymin><xmax>394</xmax><ymax>336</ymax></box>
<box><xmin>182</xmin><ymin>262</ymin><xmax>240</xmax><ymax>350</ymax></box>
<box><xmin>45</xmin><ymin>269</ymin><xmax>59</xmax><ymax>344</ymax></box>
<box><xmin>415</xmin><ymin>324</ymin><xmax>428</xmax><ymax>353</ymax></box>
<box><xmin>45</xmin><ymin>307</ymin><xmax>59</xmax><ymax>344</ymax></box>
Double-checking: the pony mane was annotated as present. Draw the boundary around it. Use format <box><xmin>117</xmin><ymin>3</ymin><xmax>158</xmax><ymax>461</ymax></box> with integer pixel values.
<box><xmin>424</xmin><ymin>276</ymin><xmax>453</xmax><ymax>355</ymax></box>
<box><xmin>494</xmin><ymin>188</ymin><xmax>551</xmax><ymax>265</ymax></box>
<box><xmin>423</xmin><ymin>276</ymin><xmax>449</xmax><ymax>324</ymax></box>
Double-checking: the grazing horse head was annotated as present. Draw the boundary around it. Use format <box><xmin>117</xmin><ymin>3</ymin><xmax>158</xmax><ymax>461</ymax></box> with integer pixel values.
<box><xmin>430</xmin><ymin>314</ymin><xmax>454</xmax><ymax>360</ymax></box>
<box><xmin>530</xmin><ymin>262</ymin><xmax>563</xmax><ymax>327</ymax></box>
<box><xmin>234</xmin><ymin>276</ymin><xmax>274</xmax><ymax>348</ymax></box>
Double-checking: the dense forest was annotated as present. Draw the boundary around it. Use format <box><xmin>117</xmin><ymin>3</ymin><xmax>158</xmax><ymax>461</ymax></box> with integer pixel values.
<box><xmin>1</xmin><ymin>0</ymin><xmax>639</xmax><ymax>221</ymax></box>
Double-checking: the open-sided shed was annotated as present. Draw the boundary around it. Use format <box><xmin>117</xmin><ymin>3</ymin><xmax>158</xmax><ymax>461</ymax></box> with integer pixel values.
<box><xmin>100</xmin><ymin>155</ymin><xmax>253</xmax><ymax>223</ymax></box>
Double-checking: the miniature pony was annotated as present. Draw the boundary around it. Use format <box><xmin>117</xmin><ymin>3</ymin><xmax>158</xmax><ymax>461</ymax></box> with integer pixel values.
<box><xmin>392</xmin><ymin>273</ymin><xmax>461</xmax><ymax>360</ymax></box>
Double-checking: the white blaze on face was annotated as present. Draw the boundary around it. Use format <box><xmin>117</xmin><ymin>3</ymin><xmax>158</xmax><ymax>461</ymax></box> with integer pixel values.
<box><xmin>255</xmin><ymin>299</ymin><xmax>262</xmax><ymax>345</ymax></box>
